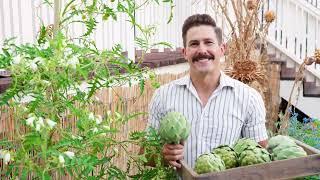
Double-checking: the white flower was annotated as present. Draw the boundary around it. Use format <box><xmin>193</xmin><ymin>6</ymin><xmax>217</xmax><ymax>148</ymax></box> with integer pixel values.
<box><xmin>64</xmin><ymin>47</ymin><xmax>73</xmax><ymax>57</ymax></box>
<box><xmin>14</xmin><ymin>93</ymin><xmax>36</xmax><ymax>103</ymax></box>
<box><xmin>99</xmin><ymin>133</ymin><xmax>106</xmax><ymax>137</ymax></box>
<box><xmin>40</xmin><ymin>42</ymin><xmax>49</xmax><ymax>49</ymax></box>
<box><xmin>77</xmin><ymin>83</ymin><xmax>89</xmax><ymax>93</ymax></box>
<box><xmin>67</xmin><ymin>56</ymin><xmax>79</xmax><ymax>69</ymax></box>
<box><xmin>35</xmin><ymin>123</ymin><xmax>41</xmax><ymax>132</ymax></box>
<box><xmin>0</xmin><ymin>149</ymin><xmax>5</xmax><ymax>158</ymax></box>
<box><xmin>62</xmin><ymin>39</ymin><xmax>67</xmax><ymax>48</ymax></box>
<box><xmin>26</xmin><ymin>116</ymin><xmax>36</xmax><ymax>127</ymax></box>
<box><xmin>58</xmin><ymin>58</ymin><xmax>66</xmax><ymax>66</ymax></box>
<box><xmin>63</xmin><ymin>151</ymin><xmax>75</xmax><ymax>159</ymax></box>
<box><xmin>12</xmin><ymin>55</ymin><xmax>22</xmax><ymax>65</ymax></box>
<box><xmin>92</xmin><ymin>127</ymin><xmax>98</xmax><ymax>133</ymax></box>
<box><xmin>95</xmin><ymin>115</ymin><xmax>102</xmax><ymax>125</ymax></box>
<box><xmin>71</xmin><ymin>135</ymin><xmax>83</xmax><ymax>140</ymax></box>
<box><xmin>98</xmin><ymin>79</ymin><xmax>107</xmax><ymax>85</ymax></box>
<box><xmin>3</xmin><ymin>152</ymin><xmax>10</xmax><ymax>164</ymax></box>
<box><xmin>38</xmin><ymin>117</ymin><xmax>44</xmax><ymax>126</ymax></box>
<box><xmin>41</xmin><ymin>80</ymin><xmax>51</xmax><ymax>85</ymax></box>
<box><xmin>77</xmin><ymin>136</ymin><xmax>83</xmax><ymax>140</ymax></box>
<box><xmin>88</xmin><ymin>112</ymin><xmax>95</xmax><ymax>120</ymax></box>
<box><xmin>46</xmin><ymin>119</ymin><xmax>57</xmax><ymax>129</ymax></box>
<box><xmin>0</xmin><ymin>150</ymin><xmax>11</xmax><ymax>165</ymax></box>
<box><xmin>115</xmin><ymin>112</ymin><xmax>121</xmax><ymax>119</ymax></box>
<box><xmin>103</xmin><ymin>125</ymin><xmax>110</xmax><ymax>130</ymax></box>
<box><xmin>35</xmin><ymin>117</ymin><xmax>44</xmax><ymax>132</ymax></box>
<box><xmin>59</xmin><ymin>155</ymin><xmax>65</xmax><ymax>165</ymax></box>
<box><xmin>29</xmin><ymin>62</ymin><xmax>38</xmax><ymax>71</ymax></box>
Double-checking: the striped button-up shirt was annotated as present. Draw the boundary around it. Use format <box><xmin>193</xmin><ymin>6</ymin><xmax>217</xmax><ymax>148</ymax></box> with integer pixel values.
<box><xmin>148</xmin><ymin>72</ymin><xmax>268</xmax><ymax>168</ymax></box>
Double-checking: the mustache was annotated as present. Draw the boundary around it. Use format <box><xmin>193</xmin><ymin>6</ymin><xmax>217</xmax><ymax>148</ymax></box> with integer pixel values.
<box><xmin>192</xmin><ymin>54</ymin><xmax>215</xmax><ymax>62</ymax></box>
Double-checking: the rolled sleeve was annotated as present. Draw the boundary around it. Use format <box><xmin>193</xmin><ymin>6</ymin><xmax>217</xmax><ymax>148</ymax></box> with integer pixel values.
<box><xmin>241</xmin><ymin>89</ymin><xmax>268</xmax><ymax>142</ymax></box>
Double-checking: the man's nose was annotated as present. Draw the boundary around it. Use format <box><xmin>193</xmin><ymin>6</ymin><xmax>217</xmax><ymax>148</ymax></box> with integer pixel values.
<box><xmin>197</xmin><ymin>43</ymin><xmax>207</xmax><ymax>53</ymax></box>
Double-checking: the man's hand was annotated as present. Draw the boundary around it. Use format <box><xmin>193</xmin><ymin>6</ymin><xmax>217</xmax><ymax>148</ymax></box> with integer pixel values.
<box><xmin>162</xmin><ymin>142</ymin><xmax>184</xmax><ymax>168</ymax></box>
<box><xmin>258</xmin><ymin>140</ymin><xmax>268</xmax><ymax>148</ymax></box>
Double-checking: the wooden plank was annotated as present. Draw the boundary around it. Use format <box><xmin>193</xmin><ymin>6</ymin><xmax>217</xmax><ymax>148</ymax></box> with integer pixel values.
<box><xmin>181</xmin><ymin>155</ymin><xmax>320</xmax><ymax>180</ymax></box>
<box><xmin>295</xmin><ymin>140</ymin><xmax>320</xmax><ymax>154</ymax></box>
<box><xmin>178</xmin><ymin>161</ymin><xmax>197</xmax><ymax>180</ymax></box>
<box><xmin>180</xmin><ymin>140</ymin><xmax>320</xmax><ymax>180</ymax></box>
<box><xmin>200</xmin><ymin>155</ymin><xmax>320</xmax><ymax>180</ymax></box>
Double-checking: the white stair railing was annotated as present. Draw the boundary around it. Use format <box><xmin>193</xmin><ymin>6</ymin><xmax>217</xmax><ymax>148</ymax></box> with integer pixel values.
<box><xmin>304</xmin><ymin>0</ymin><xmax>320</xmax><ymax>9</ymax></box>
<box><xmin>265</xmin><ymin>0</ymin><xmax>320</xmax><ymax>79</ymax></box>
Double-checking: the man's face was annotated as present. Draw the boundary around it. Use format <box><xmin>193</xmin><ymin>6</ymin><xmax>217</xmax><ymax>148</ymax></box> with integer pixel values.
<box><xmin>182</xmin><ymin>25</ymin><xmax>225</xmax><ymax>75</ymax></box>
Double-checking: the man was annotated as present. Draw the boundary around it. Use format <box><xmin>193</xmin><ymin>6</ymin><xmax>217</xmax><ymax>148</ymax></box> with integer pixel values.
<box><xmin>148</xmin><ymin>14</ymin><xmax>268</xmax><ymax>169</ymax></box>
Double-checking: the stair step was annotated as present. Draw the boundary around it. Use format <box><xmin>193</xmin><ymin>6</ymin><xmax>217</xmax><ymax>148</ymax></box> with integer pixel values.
<box><xmin>303</xmin><ymin>81</ymin><xmax>320</xmax><ymax>97</ymax></box>
<box><xmin>0</xmin><ymin>77</ymin><xmax>11</xmax><ymax>94</ymax></box>
<box><xmin>267</xmin><ymin>42</ymin><xmax>320</xmax><ymax>98</ymax></box>
<box><xmin>280</xmin><ymin>63</ymin><xmax>296</xmax><ymax>80</ymax></box>
<box><xmin>268</xmin><ymin>54</ymin><xmax>282</xmax><ymax>64</ymax></box>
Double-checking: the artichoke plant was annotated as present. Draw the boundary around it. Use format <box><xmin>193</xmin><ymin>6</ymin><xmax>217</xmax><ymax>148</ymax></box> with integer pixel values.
<box><xmin>194</xmin><ymin>153</ymin><xmax>226</xmax><ymax>174</ymax></box>
<box><xmin>212</xmin><ymin>145</ymin><xmax>238</xmax><ymax>169</ymax></box>
<box><xmin>158</xmin><ymin>111</ymin><xmax>191</xmax><ymax>144</ymax></box>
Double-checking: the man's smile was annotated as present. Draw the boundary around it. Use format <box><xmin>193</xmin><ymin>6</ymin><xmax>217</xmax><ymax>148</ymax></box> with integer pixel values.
<box><xmin>192</xmin><ymin>54</ymin><xmax>215</xmax><ymax>62</ymax></box>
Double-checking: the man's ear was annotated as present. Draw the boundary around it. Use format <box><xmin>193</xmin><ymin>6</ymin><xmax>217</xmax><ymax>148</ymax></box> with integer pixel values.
<box><xmin>220</xmin><ymin>43</ymin><xmax>226</xmax><ymax>55</ymax></box>
<box><xmin>182</xmin><ymin>48</ymin><xmax>187</xmax><ymax>59</ymax></box>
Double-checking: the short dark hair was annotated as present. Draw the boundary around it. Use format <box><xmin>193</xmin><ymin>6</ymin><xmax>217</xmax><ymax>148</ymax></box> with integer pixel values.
<box><xmin>182</xmin><ymin>14</ymin><xmax>222</xmax><ymax>47</ymax></box>
<box><xmin>214</xmin><ymin>27</ymin><xmax>222</xmax><ymax>45</ymax></box>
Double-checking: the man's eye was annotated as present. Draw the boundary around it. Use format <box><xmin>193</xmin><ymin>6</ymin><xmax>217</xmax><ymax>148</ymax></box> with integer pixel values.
<box><xmin>189</xmin><ymin>43</ymin><xmax>198</xmax><ymax>46</ymax></box>
<box><xmin>206</xmin><ymin>41</ymin><xmax>214</xmax><ymax>45</ymax></box>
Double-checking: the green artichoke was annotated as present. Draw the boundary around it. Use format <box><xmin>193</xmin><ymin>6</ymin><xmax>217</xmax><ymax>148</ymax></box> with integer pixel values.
<box><xmin>158</xmin><ymin>111</ymin><xmax>191</xmax><ymax>144</ymax></box>
<box><xmin>233</xmin><ymin>138</ymin><xmax>260</xmax><ymax>155</ymax></box>
<box><xmin>212</xmin><ymin>145</ymin><xmax>238</xmax><ymax>169</ymax></box>
<box><xmin>267</xmin><ymin>135</ymin><xmax>296</xmax><ymax>152</ymax></box>
<box><xmin>238</xmin><ymin>146</ymin><xmax>272</xmax><ymax>166</ymax></box>
<box><xmin>194</xmin><ymin>153</ymin><xmax>226</xmax><ymax>174</ymax></box>
<box><xmin>267</xmin><ymin>135</ymin><xmax>307</xmax><ymax>160</ymax></box>
<box><xmin>273</xmin><ymin>145</ymin><xmax>307</xmax><ymax>160</ymax></box>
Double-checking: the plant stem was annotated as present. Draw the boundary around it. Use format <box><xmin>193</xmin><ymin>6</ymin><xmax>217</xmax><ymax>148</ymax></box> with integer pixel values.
<box><xmin>54</xmin><ymin>0</ymin><xmax>61</xmax><ymax>36</ymax></box>
<box><xmin>281</xmin><ymin>60</ymin><xmax>307</xmax><ymax>134</ymax></box>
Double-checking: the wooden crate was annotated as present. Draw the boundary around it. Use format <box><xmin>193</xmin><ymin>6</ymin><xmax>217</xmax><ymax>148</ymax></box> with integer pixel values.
<box><xmin>179</xmin><ymin>140</ymin><xmax>320</xmax><ymax>180</ymax></box>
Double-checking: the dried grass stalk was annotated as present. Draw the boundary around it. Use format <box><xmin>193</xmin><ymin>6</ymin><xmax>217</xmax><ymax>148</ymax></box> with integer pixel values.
<box><xmin>212</xmin><ymin>0</ymin><xmax>277</xmax><ymax>132</ymax></box>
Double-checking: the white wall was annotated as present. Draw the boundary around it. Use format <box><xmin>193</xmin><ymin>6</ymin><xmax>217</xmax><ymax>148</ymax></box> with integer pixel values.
<box><xmin>280</xmin><ymin>80</ymin><xmax>320</xmax><ymax>118</ymax></box>
<box><xmin>0</xmin><ymin>0</ymin><xmax>222</xmax><ymax>59</ymax></box>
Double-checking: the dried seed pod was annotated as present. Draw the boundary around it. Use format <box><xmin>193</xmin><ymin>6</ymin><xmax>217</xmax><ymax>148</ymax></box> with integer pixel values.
<box><xmin>315</xmin><ymin>49</ymin><xmax>320</xmax><ymax>64</ymax></box>
<box><xmin>304</xmin><ymin>57</ymin><xmax>315</xmax><ymax>66</ymax></box>
<box><xmin>247</xmin><ymin>0</ymin><xmax>258</xmax><ymax>10</ymax></box>
<box><xmin>264</xmin><ymin>11</ymin><xmax>276</xmax><ymax>23</ymax></box>
<box><xmin>46</xmin><ymin>24</ymin><xmax>54</xmax><ymax>38</ymax></box>
<box><xmin>225</xmin><ymin>60</ymin><xmax>265</xmax><ymax>84</ymax></box>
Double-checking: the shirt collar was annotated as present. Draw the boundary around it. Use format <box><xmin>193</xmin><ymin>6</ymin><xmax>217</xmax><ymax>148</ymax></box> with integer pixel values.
<box><xmin>173</xmin><ymin>71</ymin><xmax>235</xmax><ymax>89</ymax></box>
